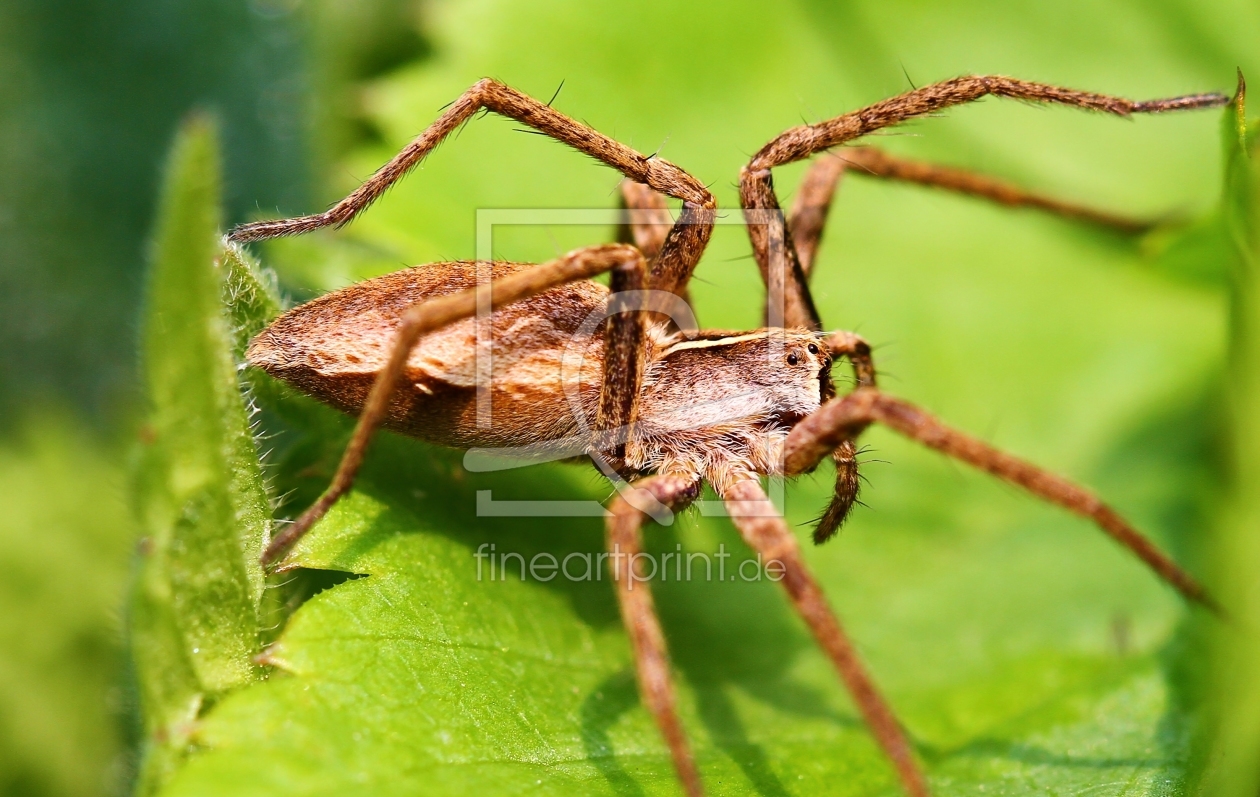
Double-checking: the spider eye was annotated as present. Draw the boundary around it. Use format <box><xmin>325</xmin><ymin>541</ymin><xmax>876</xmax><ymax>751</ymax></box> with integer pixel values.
<box><xmin>787</xmin><ymin>353</ymin><xmax>799</xmax><ymax>366</ymax></box>
<box><xmin>807</xmin><ymin>343</ymin><xmax>819</xmax><ymax>355</ymax></box>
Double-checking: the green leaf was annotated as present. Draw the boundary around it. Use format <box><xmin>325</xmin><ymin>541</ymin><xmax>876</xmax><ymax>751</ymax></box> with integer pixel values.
<box><xmin>131</xmin><ymin>116</ymin><xmax>271</xmax><ymax>793</ymax></box>
<box><xmin>0</xmin><ymin>414</ymin><xmax>134</xmax><ymax>797</ymax></box>
<box><xmin>1201</xmin><ymin>73</ymin><xmax>1260</xmax><ymax>797</ymax></box>
<box><xmin>220</xmin><ymin>244</ymin><xmax>282</xmax><ymax>365</ymax></box>
<box><xmin>157</xmin><ymin>2</ymin><xmax>1244</xmax><ymax>794</ymax></box>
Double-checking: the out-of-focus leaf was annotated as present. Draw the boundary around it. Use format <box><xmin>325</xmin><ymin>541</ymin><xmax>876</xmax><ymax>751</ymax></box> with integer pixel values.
<box><xmin>1202</xmin><ymin>74</ymin><xmax>1260</xmax><ymax>797</ymax></box>
<box><xmin>153</xmin><ymin>1</ymin><xmax>1248</xmax><ymax>794</ymax></box>
<box><xmin>0</xmin><ymin>414</ymin><xmax>133</xmax><ymax>797</ymax></box>
<box><xmin>130</xmin><ymin>117</ymin><xmax>270</xmax><ymax>794</ymax></box>
<box><xmin>301</xmin><ymin>0</ymin><xmax>432</xmax><ymax>199</ymax></box>
<box><xmin>1145</xmin><ymin>213</ymin><xmax>1233</xmax><ymax>287</ymax></box>
<box><xmin>0</xmin><ymin>0</ymin><xmax>309</xmax><ymax>424</ymax></box>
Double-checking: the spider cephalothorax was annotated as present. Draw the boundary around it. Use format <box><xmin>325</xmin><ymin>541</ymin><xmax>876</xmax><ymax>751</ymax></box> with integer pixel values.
<box><xmin>635</xmin><ymin>329</ymin><xmax>831</xmax><ymax>477</ymax></box>
<box><xmin>231</xmin><ymin>74</ymin><xmax>1230</xmax><ymax>797</ymax></box>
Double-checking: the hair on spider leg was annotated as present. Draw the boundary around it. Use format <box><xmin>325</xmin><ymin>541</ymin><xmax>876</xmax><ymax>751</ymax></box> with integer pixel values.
<box><xmin>899</xmin><ymin>62</ymin><xmax>919</xmax><ymax>92</ymax></box>
<box><xmin>830</xmin><ymin>152</ymin><xmax>880</xmax><ymax>178</ymax></box>
<box><xmin>853</xmin><ymin>444</ymin><xmax>890</xmax><ymax>470</ymax></box>
<box><xmin>809</xmin><ymin>493</ymin><xmax>873</xmax><ymax>521</ymax></box>
<box><xmin>449</xmin><ymin>113</ymin><xmax>481</xmax><ymax>144</ymax></box>
<box><xmin>806</xmin><ymin>493</ymin><xmax>869</xmax><ymax>544</ymax></box>
<box><xmin>546</xmin><ymin>79</ymin><xmax>565</xmax><ymax>108</ymax></box>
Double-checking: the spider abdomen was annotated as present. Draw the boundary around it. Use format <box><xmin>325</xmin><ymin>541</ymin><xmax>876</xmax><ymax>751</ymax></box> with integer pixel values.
<box><xmin>247</xmin><ymin>260</ymin><xmax>610</xmax><ymax>448</ymax></box>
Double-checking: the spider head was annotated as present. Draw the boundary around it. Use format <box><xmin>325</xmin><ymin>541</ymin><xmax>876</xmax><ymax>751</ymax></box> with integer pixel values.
<box><xmin>645</xmin><ymin>329</ymin><xmax>833</xmax><ymax>435</ymax></box>
<box><xmin>773</xmin><ymin>330</ymin><xmax>835</xmax><ymax>424</ymax></box>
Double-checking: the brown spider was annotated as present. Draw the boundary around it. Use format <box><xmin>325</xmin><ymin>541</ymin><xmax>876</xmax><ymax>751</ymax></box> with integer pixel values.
<box><xmin>230</xmin><ymin>75</ymin><xmax>1227</xmax><ymax>797</ymax></box>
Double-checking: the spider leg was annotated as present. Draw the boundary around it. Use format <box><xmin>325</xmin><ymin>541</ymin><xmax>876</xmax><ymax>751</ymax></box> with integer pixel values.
<box><xmin>615</xmin><ymin>179</ymin><xmax>696</xmax><ymax>322</ymax></box>
<box><xmin>258</xmin><ymin>243</ymin><xmax>645</xmax><ymax>566</ymax></box>
<box><xmin>832</xmin><ymin>147</ymin><xmax>1156</xmax><ymax>233</ymax></box>
<box><xmin>752</xmin><ymin>76</ymin><xmax>1228</xmax><ymax>173</ymax></box>
<box><xmin>618</xmin><ymin>180</ymin><xmax>673</xmax><ymax>263</ymax></box>
<box><xmin>825</xmin><ymin>330</ymin><xmax>877</xmax><ymax>390</ymax></box>
<box><xmin>595</xmin><ymin>249</ymin><xmax>648</xmax><ymax>476</ymax></box>
<box><xmin>743</xmin><ymin>178</ymin><xmax>821</xmax><ymax>330</ymax></box>
<box><xmin>787</xmin><ymin>148</ymin><xmax>1154</xmax><ymax>281</ymax></box>
<box><xmin>740</xmin><ymin>76</ymin><xmax>1228</xmax><ymax>330</ymax></box>
<box><xmin>606</xmin><ymin>474</ymin><xmax>705</xmax><ymax>797</ymax></box>
<box><xmin>719</xmin><ymin>476</ymin><xmax>930</xmax><ymax>797</ymax></box>
<box><xmin>783</xmin><ymin>388</ymin><xmax>1221</xmax><ymax>614</ymax></box>
<box><xmin>599</xmin><ymin>200</ymin><xmax>712</xmax><ymax>796</ymax></box>
<box><xmin>228</xmin><ymin>79</ymin><xmax>715</xmax><ymax>299</ymax></box>
<box><xmin>786</xmin><ymin>153</ymin><xmax>847</xmax><ymax>279</ymax></box>
<box><xmin>812</xmin><ymin>331</ymin><xmax>879</xmax><ymax>543</ymax></box>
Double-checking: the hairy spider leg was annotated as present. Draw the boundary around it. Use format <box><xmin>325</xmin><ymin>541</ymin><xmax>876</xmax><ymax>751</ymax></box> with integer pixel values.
<box><xmin>617</xmin><ymin>180</ymin><xmax>699</xmax><ymax>326</ymax></box>
<box><xmin>618</xmin><ymin>179</ymin><xmax>673</xmax><ymax>263</ymax></box>
<box><xmin>228</xmin><ymin>78</ymin><xmax>716</xmax><ymax>300</ymax></box>
<box><xmin>740</xmin><ymin>74</ymin><xmax>1229</xmax><ymax>331</ymax></box>
<box><xmin>721</xmin><ymin>475</ymin><xmax>931</xmax><ymax>797</ymax></box>
<box><xmin>784</xmin><ymin>387</ymin><xmax>1221</xmax><ymax>614</ymax></box>
<box><xmin>787</xmin><ymin>146</ymin><xmax>1157</xmax><ymax>279</ymax></box>
<box><xmin>727</xmin><ymin>76</ymin><xmax>1229</xmax><ymax>796</ymax></box>
<box><xmin>813</xmin><ymin>330</ymin><xmax>878</xmax><ymax>543</ymax></box>
<box><xmin>606</xmin><ymin>473</ymin><xmax>705</xmax><ymax>797</ymax></box>
<box><xmin>595</xmin><ymin>250</ymin><xmax>648</xmax><ymax>475</ymax></box>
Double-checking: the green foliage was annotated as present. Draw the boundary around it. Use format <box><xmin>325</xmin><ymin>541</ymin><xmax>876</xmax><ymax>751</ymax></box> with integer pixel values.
<box><xmin>0</xmin><ymin>416</ymin><xmax>133</xmax><ymax>797</ymax></box>
<box><xmin>126</xmin><ymin>2</ymin><xmax>1260</xmax><ymax>795</ymax></box>
<box><xmin>301</xmin><ymin>0</ymin><xmax>432</xmax><ymax>198</ymax></box>
<box><xmin>1201</xmin><ymin>75</ymin><xmax>1260</xmax><ymax>797</ymax></box>
<box><xmin>0</xmin><ymin>0</ymin><xmax>309</xmax><ymax>424</ymax></box>
<box><xmin>130</xmin><ymin>118</ymin><xmax>270</xmax><ymax>794</ymax></box>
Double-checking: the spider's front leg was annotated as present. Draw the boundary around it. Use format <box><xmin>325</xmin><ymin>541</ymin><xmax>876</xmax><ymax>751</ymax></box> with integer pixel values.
<box><xmin>740</xmin><ymin>75</ymin><xmax>1229</xmax><ymax>330</ymax></box>
<box><xmin>606</xmin><ymin>474</ymin><xmax>704</xmax><ymax>797</ymax></box>
<box><xmin>719</xmin><ymin>476</ymin><xmax>931</xmax><ymax>797</ymax></box>
<box><xmin>812</xmin><ymin>330</ymin><xmax>879</xmax><ymax>543</ymax></box>
<box><xmin>617</xmin><ymin>180</ymin><xmax>673</xmax><ymax>264</ymax></box>
<box><xmin>783</xmin><ymin>388</ymin><xmax>1221</xmax><ymax>614</ymax></box>
<box><xmin>783</xmin><ymin>146</ymin><xmax>1157</xmax><ymax>283</ymax></box>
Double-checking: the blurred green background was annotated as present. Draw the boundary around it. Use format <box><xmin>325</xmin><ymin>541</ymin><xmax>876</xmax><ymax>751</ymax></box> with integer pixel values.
<box><xmin>1</xmin><ymin>1</ymin><xmax>1257</xmax><ymax>795</ymax></box>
